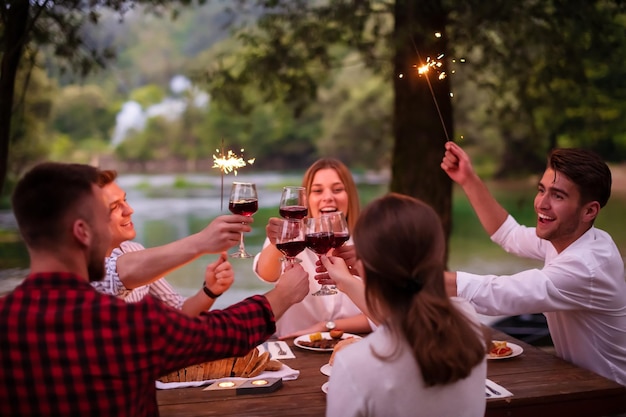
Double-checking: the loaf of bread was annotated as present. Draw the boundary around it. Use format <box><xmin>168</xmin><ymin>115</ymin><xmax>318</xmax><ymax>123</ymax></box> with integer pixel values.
<box><xmin>159</xmin><ymin>348</ymin><xmax>278</xmax><ymax>382</ymax></box>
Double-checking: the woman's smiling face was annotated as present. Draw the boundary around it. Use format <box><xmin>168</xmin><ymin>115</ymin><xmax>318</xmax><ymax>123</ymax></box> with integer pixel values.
<box><xmin>308</xmin><ymin>168</ymin><xmax>349</xmax><ymax>219</ymax></box>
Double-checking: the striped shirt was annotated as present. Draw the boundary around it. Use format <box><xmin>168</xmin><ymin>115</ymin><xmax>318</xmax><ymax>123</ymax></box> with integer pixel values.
<box><xmin>92</xmin><ymin>241</ymin><xmax>185</xmax><ymax>309</ymax></box>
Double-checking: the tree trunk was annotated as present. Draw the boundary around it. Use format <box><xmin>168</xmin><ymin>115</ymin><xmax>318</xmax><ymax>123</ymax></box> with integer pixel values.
<box><xmin>0</xmin><ymin>1</ymin><xmax>30</xmax><ymax>195</ymax></box>
<box><xmin>390</xmin><ymin>0</ymin><xmax>453</xmax><ymax>261</ymax></box>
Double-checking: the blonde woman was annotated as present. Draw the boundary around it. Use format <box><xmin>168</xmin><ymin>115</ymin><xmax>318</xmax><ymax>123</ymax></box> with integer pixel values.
<box><xmin>253</xmin><ymin>158</ymin><xmax>372</xmax><ymax>338</ymax></box>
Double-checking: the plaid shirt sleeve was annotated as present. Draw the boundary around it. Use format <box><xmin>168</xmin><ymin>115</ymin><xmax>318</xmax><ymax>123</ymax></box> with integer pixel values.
<box><xmin>0</xmin><ymin>273</ymin><xmax>276</xmax><ymax>417</ymax></box>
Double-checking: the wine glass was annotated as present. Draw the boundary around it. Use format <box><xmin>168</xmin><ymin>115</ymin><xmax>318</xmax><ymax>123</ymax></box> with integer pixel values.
<box><xmin>279</xmin><ymin>186</ymin><xmax>308</xmax><ymax>219</ymax></box>
<box><xmin>325</xmin><ymin>211</ymin><xmax>349</xmax><ymax>249</ymax></box>
<box><xmin>305</xmin><ymin>216</ymin><xmax>336</xmax><ymax>296</ymax></box>
<box><xmin>228</xmin><ymin>182</ymin><xmax>258</xmax><ymax>258</ymax></box>
<box><xmin>275</xmin><ymin>219</ymin><xmax>306</xmax><ymax>265</ymax></box>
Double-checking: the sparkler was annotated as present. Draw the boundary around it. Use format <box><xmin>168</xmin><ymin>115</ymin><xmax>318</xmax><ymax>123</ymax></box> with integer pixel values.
<box><xmin>397</xmin><ymin>32</ymin><xmax>466</xmax><ymax>142</ymax></box>
<box><xmin>212</xmin><ymin>139</ymin><xmax>255</xmax><ymax>210</ymax></box>
<box><xmin>412</xmin><ymin>38</ymin><xmax>451</xmax><ymax>142</ymax></box>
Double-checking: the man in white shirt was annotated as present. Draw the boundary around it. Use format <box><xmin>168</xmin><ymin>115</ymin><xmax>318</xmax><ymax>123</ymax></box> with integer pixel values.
<box><xmin>91</xmin><ymin>169</ymin><xmax>253</xmax><ymax>316</ymax></box>
<box><xmin>441</xmin><ymin>142</ymin><xmax>626</xmax><ymax>385</ymax></box>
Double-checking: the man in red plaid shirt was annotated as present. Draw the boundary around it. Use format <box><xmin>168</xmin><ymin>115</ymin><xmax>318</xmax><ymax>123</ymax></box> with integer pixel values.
<box><xmin>0</xmin><ymin>162</ymin><xmax>309</xmax><ymax>417</ymax></box>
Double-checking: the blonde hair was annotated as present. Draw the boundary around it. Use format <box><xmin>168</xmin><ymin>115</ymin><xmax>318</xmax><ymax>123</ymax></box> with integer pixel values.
<box><xmin>301</xmin><ymin>158</ymin><xmax>360</xmax><ymax>231</ymax></box>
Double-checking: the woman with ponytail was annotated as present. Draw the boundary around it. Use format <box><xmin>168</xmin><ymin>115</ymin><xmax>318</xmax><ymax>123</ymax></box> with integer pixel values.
<box><xmin>321</xmin><ymin>193</ymin><xmax>489</xmax><ymax>417</ymax></box>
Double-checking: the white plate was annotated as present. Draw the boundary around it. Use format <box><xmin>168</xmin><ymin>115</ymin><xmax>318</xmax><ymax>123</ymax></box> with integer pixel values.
<box><xmin>320</xmin><ymin>363</ymin><xmax>332</xmax><ymax>376</ymax></box>
<box><xmin>294</xmin><ymin>332</ymin><xmax>362</xmax><ymax>352</ymax></box>
<box><xmin>487</xmin><ymin>342</ymin><xmax>523</xmax><ymax>360</ymax></box>
<box><xmin>321</xmin><ymin>381</ymin><xmax>329</xmax><ymax>394</ymax></box>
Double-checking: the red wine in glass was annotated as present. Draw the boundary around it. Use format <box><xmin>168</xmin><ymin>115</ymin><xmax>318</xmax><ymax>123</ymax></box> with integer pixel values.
<box><xmin>305</xmin><ymin>216</ymin><xmax>337</xmax><ymax>296</ymax></box>
<box><xmin>279</xmin><ymin>186</ymin><xmax>307</xmax><ymax>219</ymax></box>
<box><xmin>305</xmin><ymin>232</ymin><xmax>335</xmax><ymax>255</ymax></box>
<box><xmin>279</xmin><ymin>205</ymin><xmax>308</xmax><ymax>219</ymax></box>
<box><xmin>229</xmin><ymin>199</ymin><xmax>258</xmax><ymax>216</ymax></box>
<box><xmin>229</xmin><ymin>182</ymin><xmax>258</xmax><ymax>258</ymax></box>
<box><xmin>276</xmin><ymin>240</ymin><xmax>307</xmax><ymax>258</ymax></box>
<box><xmin>331</xmin><ymin>232</ymin><xmax>350</xmax><ymax>248</ymax></box>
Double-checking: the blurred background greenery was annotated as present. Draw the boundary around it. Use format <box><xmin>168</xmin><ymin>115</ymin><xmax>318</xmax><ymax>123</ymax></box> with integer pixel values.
<box><xmin>2</xmin><ymin>1</ymin><xmax>626</xmax><ymax>299</ymax></box>
<box><xmin>3</xmin><ymin>1</ymin><xmax>626</xmax><ymax>205</ymax></box>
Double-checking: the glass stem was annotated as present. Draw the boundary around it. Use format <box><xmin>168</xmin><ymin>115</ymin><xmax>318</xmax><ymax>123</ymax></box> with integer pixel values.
<box><xmin>238</xmin><ymin>232</ymin><xmax>245</xmax><ymax>252</ymax></box>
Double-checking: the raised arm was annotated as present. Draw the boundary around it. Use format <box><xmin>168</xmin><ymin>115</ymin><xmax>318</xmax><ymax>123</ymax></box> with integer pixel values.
<box><xmin>254</xmin><ymin>217</ymin><xmax>285</xmax><ymax>282</ymax></box>
<box><xmin>116</xmin><ymin>215</ymin><xmax>252</xmax><ymax>289</ymax></box>
<box><xmin>263</xmin><ymin>263</ymin><xmax>310</xmax><ymax>319</ymax></box>
<box><xmin>441</xmin><ymin>141</ymin><xmax>509</xmax><ymax>236</ymax></box>
<box><xmin>180</xmin><ymin>252</ymin><xmax>234</xmax><ymax>316</ymax></box>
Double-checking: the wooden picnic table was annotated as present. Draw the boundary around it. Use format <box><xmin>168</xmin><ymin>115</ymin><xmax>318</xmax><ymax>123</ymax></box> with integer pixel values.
<box><xmin>157</xmin><ymin>330</ymin><xmax>626</xmax><ymax>417</ymax></box>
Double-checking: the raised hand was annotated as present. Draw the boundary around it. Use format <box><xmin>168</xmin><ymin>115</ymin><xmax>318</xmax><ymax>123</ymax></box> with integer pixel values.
<box><xmin>332</xmin><ymin>244</ymin><xmax>359</xmax><ymax>275</ymax></box>
<box><xmin>197</xmin><ymin>215</ymin><xmax>253</xmax><ymax>253</ymax></box>
<box><xmin>440</xmin><ymin>141</ymin><xmax>476</xmax><ymax>186</ymax></box>
<box><xmin>265</xmin><ymin>217</ymin><xmax>284</xmax><ymax>246</ymax></box>
<box><xmin>203</xmin><ymin>252</ymin><xmax>233</xmax><ymax>297</ymax></box>
<box><xmin>265</xmin><ymin>263</ymin><xmax>310</xmax><ymax>321</ymax></box>
<box><xmin>319</xmin><ymin>255</ymin><xmax>353</xmax><ymax>292</ymax></box>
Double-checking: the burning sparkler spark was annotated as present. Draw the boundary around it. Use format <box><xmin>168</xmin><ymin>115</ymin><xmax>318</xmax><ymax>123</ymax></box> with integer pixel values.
<box><xmin>212</xmin><ymin>149</ymin><xmax>255</xmax><ymax>176</ymax></box>
<box><xmin>416</xmin><ymin>54</ymin><xmax>446</xmax><ymax>79</ymax></box>
<box><xmin>212</xmin><ymin>142</ymin><xmax>255</xmax><ymax>210</ymax></box>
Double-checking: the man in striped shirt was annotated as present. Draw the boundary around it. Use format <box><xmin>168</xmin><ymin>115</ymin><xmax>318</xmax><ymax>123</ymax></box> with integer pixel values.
<box><xmin>92</xmin><ymin>169</ymin><xmax>248</xmax><ymax>316</ymax></box>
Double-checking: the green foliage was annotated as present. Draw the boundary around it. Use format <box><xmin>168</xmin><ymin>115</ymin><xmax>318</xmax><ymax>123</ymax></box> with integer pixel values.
<box><xmin>196</xmin><ymin>91</ymin><xmax>322</xmax><ymax>170</ymax></box>
<box><xmin>450</xmin><ymin>0</ymin><xmax>626</xmax><ymax>171</ymax></box>
<box><xmin>6</xmin><ymin>59</ymin><xmax>55</xmax><ymax>186</ymax></box>
<box><xmin>129</xmin><ymin>84</ymin><xmax>167</xmax><ymax>108</ymax></box>
<box><xmin>317</xmin><ymin>54</ymin><xmax>393</xmax><ymax>170</ymax></box>
<box><xmin>4</xmin><ymin>0</ymin><xmax>626</xmax><ymax>209</ymax></box>
<box><xmin>51</xmin><ymin>85</ymin><xmax>117</xmax><ymax>142</ymax></box>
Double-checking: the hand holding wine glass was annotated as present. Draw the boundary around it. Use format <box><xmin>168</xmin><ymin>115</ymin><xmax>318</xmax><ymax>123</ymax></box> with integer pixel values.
<box><xmin>279</xmin><ymin>186</ymin><xmax>308</xmax><ymax>219</ymax></box>
<box><xmin>228</xmin><ymin>182</ymin><xmax>258</xmax><ymax>258</ymax></box>
<box><xmin>305</xmin><ymin>216</ymin><xmax>336</xmax><ymax>296</ymax></box>
<box><xmin>275</xmin><ymin>219</ymin><xmax>306</xmax><ymax>266</ymax></box>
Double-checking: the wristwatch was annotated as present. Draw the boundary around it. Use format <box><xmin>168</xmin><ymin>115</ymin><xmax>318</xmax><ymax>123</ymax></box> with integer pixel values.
<box><xmin>325</xmin><ymin>321</ymin><xmax>336</xmax><ymax>331</ymax></box>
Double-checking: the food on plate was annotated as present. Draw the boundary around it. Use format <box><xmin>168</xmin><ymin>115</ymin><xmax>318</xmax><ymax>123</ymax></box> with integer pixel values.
<box><xmin>309</xmin><ymin>332</ymin><xmax>323</xmax><ymax>342</ymax></box>
<box><xmin>489</xmin><ymin>340</ymin><xmax>513</xmax><ymax>358</ymax></box>
<box><xmin>298</xmin><ymin>338</ymin><xmax>341</xmax><ymax>350</ymax></box>
<box><xmin>329</xmin><ymin>337</ymin><xmax>361</xmax><ymax>366</ymax></box>
<box><xmin>329</xmin><ymin>329</ymin><xmax>344</xmax><ymax>339</ymax></box>
<box><xmin>159</xmin><ymin>348</ymin><xmax>276</xmax><ymax>382</ymax></box>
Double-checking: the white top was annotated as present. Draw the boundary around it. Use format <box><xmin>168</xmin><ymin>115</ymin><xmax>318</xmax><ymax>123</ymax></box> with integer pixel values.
<box><xmin>91</xmin><ymin>241</ymin><xmax>185</xmax><ymax>309</ymax></box>
<box><xmin>458</xmin><ymin>215</ymin><xmax>626</xmax><ymax>385</ymax></box>
<box><xmin>327</xmin><ymin>298</ymin><xmax>487</xmax><ymax>417</ymax></box>
<box><xmin>253</xmin><ymin>237</ymin><xmax>370</xmax><ymax>338</ymax></box>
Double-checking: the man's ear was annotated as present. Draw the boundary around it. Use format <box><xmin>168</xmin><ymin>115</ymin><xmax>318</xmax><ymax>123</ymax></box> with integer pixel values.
<box><xmin>72</xmin><ymin>218</ymin><xmax>92</xmax><ymax>247</ymax></box>
<box><xmin>582</xmin><ymin>201</ymin><xmax>600</xmax><ymax>223</ymax></box>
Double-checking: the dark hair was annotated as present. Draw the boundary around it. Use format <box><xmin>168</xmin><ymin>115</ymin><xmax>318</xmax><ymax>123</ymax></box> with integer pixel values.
<box><xmin>96</xmin><ymin>169</ymin><xmax>118</xmax><ymax>187</ymax></box>
<box><xmin>548</xmin><ymin>148</ymin><xmax>612</xmax><ymax>208</ymax></box>
<box><xmin>301</xmin><ymin>158</ymin><xmax>360</xmax><ymax>231</ymax></box>
<box><xmin>12</xmin><ymin>162</ymin><xmax>100</xmax><ymax>249</ymax></box>
<box><xmin>354</xmin><ymin>193</ymin><xmax>488</xmax><ymax>386</ymax></box>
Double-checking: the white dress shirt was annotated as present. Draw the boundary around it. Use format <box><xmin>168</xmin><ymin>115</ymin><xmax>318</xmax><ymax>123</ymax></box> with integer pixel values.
<box><xmin>327</xmin><ymin>298</ymin><xmax>487</xmax><ymax>417</ymax></box>
<box><xmin>457</xmin><ymin>215</ymin><xmax>626</xmax><ymax>385</ymax></box>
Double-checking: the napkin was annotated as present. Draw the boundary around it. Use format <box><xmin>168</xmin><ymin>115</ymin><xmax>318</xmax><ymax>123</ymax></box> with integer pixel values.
<box><xmin>258</xmin><ymin>341</ymin><xmax>296</xmax><ymax>360</ymax></box>
<box><xmin>485</xmin><ymin>378</ymin><xmax>513</xmax><ymax>399</ymax></box>
<box><xmin>156</xmin><ymin>363</ymin><xmax>300</xmax><ymax>390</ymax></box>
